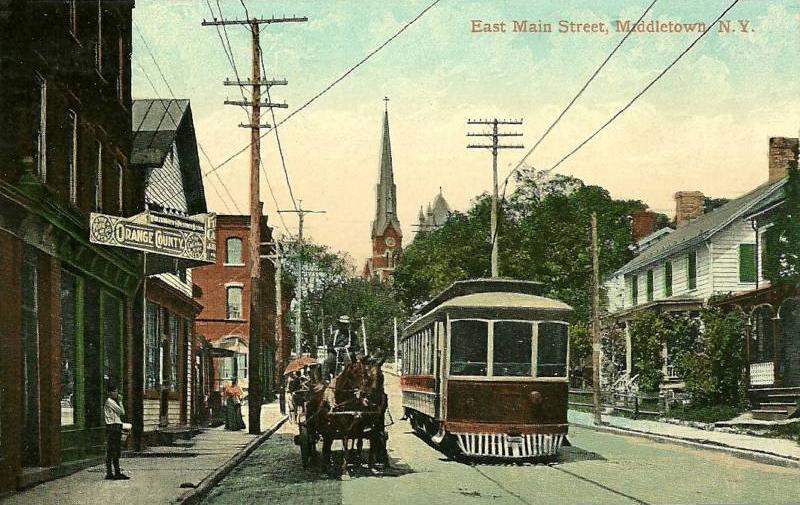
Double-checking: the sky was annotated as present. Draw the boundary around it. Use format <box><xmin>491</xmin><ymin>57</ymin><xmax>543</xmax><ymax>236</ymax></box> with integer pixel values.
<box><xmin>132</xmin><ymin>0</ymin><xmax>800</xmax><ymax>265</ymax></box>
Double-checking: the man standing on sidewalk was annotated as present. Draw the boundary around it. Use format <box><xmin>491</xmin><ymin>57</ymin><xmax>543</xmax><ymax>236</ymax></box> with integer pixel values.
<box><xmin>104</xmin><ymin>383</ymin><xmax>129</xmax><ymax>480</ymax></box>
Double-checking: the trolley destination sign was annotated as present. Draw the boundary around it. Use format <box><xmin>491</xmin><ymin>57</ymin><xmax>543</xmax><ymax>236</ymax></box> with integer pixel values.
<box><xmin>89</xmin><ymin>211</ymin><xmax>216</xmax><ymax>262</ymax></box>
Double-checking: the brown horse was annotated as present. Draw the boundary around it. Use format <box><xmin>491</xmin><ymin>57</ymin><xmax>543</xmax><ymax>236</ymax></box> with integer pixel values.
<box><xmin>303</xmin><ymin>358</ymin><xmax>387</xmax><ymax>475</ymax></box>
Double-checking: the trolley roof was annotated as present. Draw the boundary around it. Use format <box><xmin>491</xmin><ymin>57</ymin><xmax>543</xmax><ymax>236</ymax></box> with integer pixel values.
<box><xmin>403</xmin><ymin>279</ymin><xmax>571</xmax><ymax>336</ymax></box>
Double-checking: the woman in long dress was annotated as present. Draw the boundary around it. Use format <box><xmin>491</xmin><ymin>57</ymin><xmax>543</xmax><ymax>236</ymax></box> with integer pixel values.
<box><xmin>224</xmin><ymin>378</ymin><xmax>245</xmax><ymax>430</ymax></box>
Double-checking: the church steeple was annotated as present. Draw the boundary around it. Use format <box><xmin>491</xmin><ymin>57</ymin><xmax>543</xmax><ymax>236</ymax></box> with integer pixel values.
<box><xmin>364</xmin><ymin>98</ymin><xmax>403</xmax><ymax>282</ymax></box>
<box><xmin>371</xmin><ymin>97</ymin><xmax>402</xmax><ymax>238</ymax></box>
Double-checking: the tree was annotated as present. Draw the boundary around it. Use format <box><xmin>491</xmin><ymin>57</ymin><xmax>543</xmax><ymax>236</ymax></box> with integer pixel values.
<box><xmin>766</xmin><ymin>165</ymin><xmax>800</xmax><ymax>285</ymax></box>
<box><xmin>394</xmin><ymin>169</ymin><xmax>653</xmax><ymax>321</ymax></box>
<box><xmin>393</xmin><ymin>194</ymin><xmax>499</xmax><ymax>309</ymax></box>
<box><xmin>317</xmin><ymin>278</ymin><xmax>406</xmax><ymax>359</ymax></box>
<box><xmin>280</xmin><ymin>239</ymin><xmax>354</xmax><ymax>354</ymax></box>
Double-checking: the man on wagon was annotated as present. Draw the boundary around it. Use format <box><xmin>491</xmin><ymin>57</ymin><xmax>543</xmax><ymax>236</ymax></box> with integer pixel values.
<box><xmin>321</xmin><ymin>344</ymin><xmax>337</xmax><ymax>382</ymax></box>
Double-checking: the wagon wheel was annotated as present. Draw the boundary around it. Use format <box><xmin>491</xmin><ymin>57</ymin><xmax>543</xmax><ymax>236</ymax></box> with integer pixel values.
<box><xmin>299</xmin><ymin>424</ymin><xmax>312</xmax><ymax>468</ymax></box>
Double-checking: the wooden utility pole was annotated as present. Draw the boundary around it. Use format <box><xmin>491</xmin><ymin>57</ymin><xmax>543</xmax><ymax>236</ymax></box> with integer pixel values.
<box><xmin>591</xmin><ymin>212</ymin><xmax>602</xmax><ymax>425</ymax></box>
<box><xmin>467</xmin><ymin>118</ymin><xmax>523</xmax><ymax>277</ymax></box>
<box><xmin>202</xmin><ymin>13</ymin><xmax>307</xmax><ymax>434</ymax></box>
<box><xmin>278</xmin><ymin>200</ymin><xmax>325</xmax><ymax>356</ymax></box>
<box><xmin>263</xmin><ymin>239</ymin><xmax>285</xmax><ymax>414</ymax></box>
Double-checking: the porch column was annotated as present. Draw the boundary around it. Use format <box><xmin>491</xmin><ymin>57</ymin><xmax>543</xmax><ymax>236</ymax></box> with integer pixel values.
<box><xmin>773</xmin><ymin>315</ymin><xmax>782</xmax><ymax>386</ymax></box>
<box><xmin>744</xmin><ymin>322</ymin><xmax>751</xmax><ymax>390</ymax></box>
<box><xmin>625</xmin><ymin>323</ymin><xmax>632</xmax><ymax>377</ymax></box>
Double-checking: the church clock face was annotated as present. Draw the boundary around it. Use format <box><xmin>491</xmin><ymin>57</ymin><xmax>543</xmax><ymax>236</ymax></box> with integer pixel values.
<box><xmin>384</xmin><ymin>236</ymin><xmax>396</xmax><ymax>247</ymax></box>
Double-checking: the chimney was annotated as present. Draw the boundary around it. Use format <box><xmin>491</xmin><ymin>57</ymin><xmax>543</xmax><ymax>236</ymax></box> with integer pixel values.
<box><xmin>674</xmin><ymin>191</ymin><xmax>705</xmax><ymax>228</ymax></box>
<box><xmin>768</xmin><ymin>137</ymin><xmax>798</xmax><ymax>184</ymax></box>
<box><xmin>631</xmin><ymin>209</ymin><xmax>657</xmax><ymax>242</ymax></box>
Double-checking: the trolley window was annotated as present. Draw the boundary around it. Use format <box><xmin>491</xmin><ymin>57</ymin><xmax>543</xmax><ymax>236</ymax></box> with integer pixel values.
<box><xmin>450</xmin><ymin>320</ymin><xmax>488</xmax><ymax>376</ymax></box>
<box><xmin>537</xmin><ymin>322</ymin><xmax>568</xmax><ymax>377</ymax></box>
<box><xmin>493</xmin><ymin>321</ymin><xmax>533</xmax><ymax>377</ymax></box>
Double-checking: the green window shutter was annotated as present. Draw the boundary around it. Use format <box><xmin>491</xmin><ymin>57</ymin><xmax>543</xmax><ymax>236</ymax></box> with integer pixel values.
<box><xmin>646</xmin><ymin>270</ymin><xmax>654</xmax><ymax>302</ymax></box>
<box><xmin>739</xmin><ymin>243</ymin><xmax>756</xmax><ymax>283</ymax></box>
<box><xmin>664</xmin><ymin>262</ymin><xmax>673</xmax><ymax>297</ymax></box>
<box><xmin>631</xmin><ymin>274</ymin><xmax>638</xmax><ymax>304</ymax></box>
<box><xmin>687</xmin><ymin>252</ymin><xmax>697</xmax><ymax>290</ymax></box>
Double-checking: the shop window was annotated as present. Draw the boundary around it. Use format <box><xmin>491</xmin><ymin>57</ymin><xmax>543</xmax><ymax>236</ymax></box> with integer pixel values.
<box><xmin>226</xmin><ymin>286</ymin><xmax>243</xmax><ymax>320</ymax></box>
<box><xmin>226</xmin><ymin>237</ymin><xmax>243</xmax><ymax>265</ymax></box>
<box><xmin>84</xmin><ymin>281</ymin><xmax>102</xmax><ymax>426</ymax></box>
<box><xmin>102</xmin><ymin>293</ymin><xmax>122</xmax><ymax>389</ymax></box>
<box><xmin>60</xmin><ymin>272</ymin><xmax>79</xmax><ymax>427</ymax></box>
<box><xmin>449</xmin><ymin>320</ymin><xmax>488</xmax><ymax>376</ymax></box>
<box><xmin>169</xmin><ymin>312</ymin><xmax>178</xmax><ymax>391</ymax></box>
<box><xmin>493</xmin><ymin>321</ymin><xmax>533</xmax><ymax>377</ymax></box>
<box><xmin>145</xmin><ymin>302</ymin><xmax>160</xmax><ymax>390</ymax></box>
<box><xmin>537</xmin><ymin>322</ymin><xmax>568</xmax><ymax>378</ymax></box>
<box><xmin>21</xmin><ymin>246</ymin><xmax>40</xmax><ymax>464</ymax></box>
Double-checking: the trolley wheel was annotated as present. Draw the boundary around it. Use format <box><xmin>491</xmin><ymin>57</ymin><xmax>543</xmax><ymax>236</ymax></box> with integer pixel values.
<box><xmin>299</xmin><ymin>426</ymin><xmax>312</xmax><ymax>468</ymax></box>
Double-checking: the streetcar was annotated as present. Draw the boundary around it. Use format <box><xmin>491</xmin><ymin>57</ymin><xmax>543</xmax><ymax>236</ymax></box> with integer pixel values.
<box><xmin>400</xmin><ymin>278</ymin><xmax>572</xmax><ymax>459</ymax></box>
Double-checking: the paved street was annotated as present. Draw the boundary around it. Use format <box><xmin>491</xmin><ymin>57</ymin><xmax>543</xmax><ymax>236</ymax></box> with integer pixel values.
<box><xmin>199</xmin><ymin>374</ymin><xmax>800</xmax><ymax>505</ymax></box>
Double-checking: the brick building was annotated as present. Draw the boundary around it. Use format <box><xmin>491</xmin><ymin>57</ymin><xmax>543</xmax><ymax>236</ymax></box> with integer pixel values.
<box><xmin>364</xmin><ymin>101</ymin><xmax>402</xmax><ymax>281</ymax></box>
<box><xmin>0</xmin><ymin>0</ymin><xmax>140</xmax><ymax>492</ymax></box>
<box><xmin>192</xmin><ymin>215</ymin><xmax>283</xmax><ymax>402</ymax></box>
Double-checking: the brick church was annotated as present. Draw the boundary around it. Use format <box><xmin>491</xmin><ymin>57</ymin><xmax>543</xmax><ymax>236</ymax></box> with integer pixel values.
<box><xmin>363</xmin><ymin>99</ymin><xmax>402</xmax><ymax>282</ymax></box>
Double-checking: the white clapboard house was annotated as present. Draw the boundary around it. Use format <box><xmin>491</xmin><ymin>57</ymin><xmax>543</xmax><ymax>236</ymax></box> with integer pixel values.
<box><xmin>603</xmin><ymin>138</ymin><xmax>794</xmax><ymax>394</ymax></box>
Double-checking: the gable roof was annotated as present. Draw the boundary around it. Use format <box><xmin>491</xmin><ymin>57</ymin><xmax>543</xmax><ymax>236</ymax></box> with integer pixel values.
<box><xmin>131</xmin><ymin>99</ymin><xmax>207</xmax><ymax>215</ymax></box>
<box><xmin>131</xmin><ymin>99</ymin><xmax>189</xmax><ymax>168</ymax></box>
<box><xmin>616</xmin><ymin>178</ymin><xmax>787</xmax><ymax>276</ymax></box>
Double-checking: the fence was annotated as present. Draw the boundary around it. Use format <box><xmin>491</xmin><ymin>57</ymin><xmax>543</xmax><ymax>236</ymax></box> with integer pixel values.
<box><xmin>568</xmin><ymin>388</ymin><xmax>674</xmax><ymax>419</ymax></box>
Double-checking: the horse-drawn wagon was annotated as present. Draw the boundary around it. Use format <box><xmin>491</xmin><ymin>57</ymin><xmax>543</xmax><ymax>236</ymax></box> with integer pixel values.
<box><xmin>292</xmin><ymin>356</ymin><xmax>390</xmax><ymax>474</ymax></box>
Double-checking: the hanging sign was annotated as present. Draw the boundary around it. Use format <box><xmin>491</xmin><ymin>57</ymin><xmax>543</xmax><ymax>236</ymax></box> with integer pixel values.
<box><xmin>89</xmin><ymin>211</ymin><xmax>216</xmax><ymax>262</ymax></box>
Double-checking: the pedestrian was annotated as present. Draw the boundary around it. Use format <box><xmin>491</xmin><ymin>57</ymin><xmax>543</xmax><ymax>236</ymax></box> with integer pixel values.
<box><xmin>104</xmin><ymin>383</ymin><xmax>129</xmax><ymax>480</ymax></box>
<box><xmin>224</xmin><ymin>378</ymin><xmax>245</xmax><ymax>431</ymax></box>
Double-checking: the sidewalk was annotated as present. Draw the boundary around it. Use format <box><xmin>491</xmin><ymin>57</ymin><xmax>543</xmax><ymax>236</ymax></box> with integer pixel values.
<box><xmin>2</xmin><ymin>403</ymin><xmax>286</xmax><ymax>505</ymax></box>
<box><xmin>569</xmin><ymin>409</ymin><xmax>800</xmax><ymax>466</ymax></box>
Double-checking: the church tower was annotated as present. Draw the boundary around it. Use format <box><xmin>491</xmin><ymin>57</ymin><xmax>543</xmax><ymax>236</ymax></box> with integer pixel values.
<box><xmin>364</xmin><ymin>98</ymin><xmax>402</xmax><ymax>282</ymax></box>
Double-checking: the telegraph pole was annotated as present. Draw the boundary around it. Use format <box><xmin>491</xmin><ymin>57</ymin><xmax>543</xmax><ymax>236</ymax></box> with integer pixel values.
<box><xmin>278</xmin><ymin>200</ymin><xmax>326</xmax><ymax>356</ymax></box>
<box><xmin>467</xmin><ymin>118</ymin><xmax>523</xmax><ymax>277</ymax></box>
<box><xmin>591</xmin><ymin>212</ymin><xmax>602</xmax><ymax>425</ymax></box>
<box><xmin>202</xmin><ymin>13</ymin><xmax>307</xmax><ymax>435</ymax></box>
<box><xmin>263</xmin><ymin>239</ymin><xmax>285</xmax><ymax>414</ymax></box>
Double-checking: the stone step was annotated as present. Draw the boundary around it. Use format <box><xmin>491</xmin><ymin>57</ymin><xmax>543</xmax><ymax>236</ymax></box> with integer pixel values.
<box><xmin>760</xmin><ymin>402</ymin><xmax>797</xmax><ymax>408</ymax></box>
<box><xmin>752</xmin><ymin>408</ymin><xmax>793</xmax><ymax>421</ymax></box>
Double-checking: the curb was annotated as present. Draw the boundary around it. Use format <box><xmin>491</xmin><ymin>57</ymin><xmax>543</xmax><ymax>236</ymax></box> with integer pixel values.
<box><xmin>571</xmin><ymin>419</ymin><xmax>800</xmax><ymax>469</ymax></box>
<box><xmin>176</xmin><ymin>414</ymin><xmax>289</xmax><ymax>505</ymax></box>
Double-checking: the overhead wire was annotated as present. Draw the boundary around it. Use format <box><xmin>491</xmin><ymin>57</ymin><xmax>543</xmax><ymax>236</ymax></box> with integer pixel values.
<box><xmin>134</xmin><ymin>21</ymin><xmax>241</xmax><ymax>214</ymax></box>
<box><xmin>199</xmin><ymin>0</ymin><xmax>443</xmax><ymax>179</ymax></box>
<box><xmin>488</xmin><ymin>0</ymin><xmax>741</xmax><ymax>255</ymax></box>
<box><xmin>544</xmin><ymin>0</ymin><xmax>741</xmax><ymax>173</ymax></box>
<box><xmin>208</xmin><ymin>0</ymin><xmax>292</xmax><ymax>234</ymax></box>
